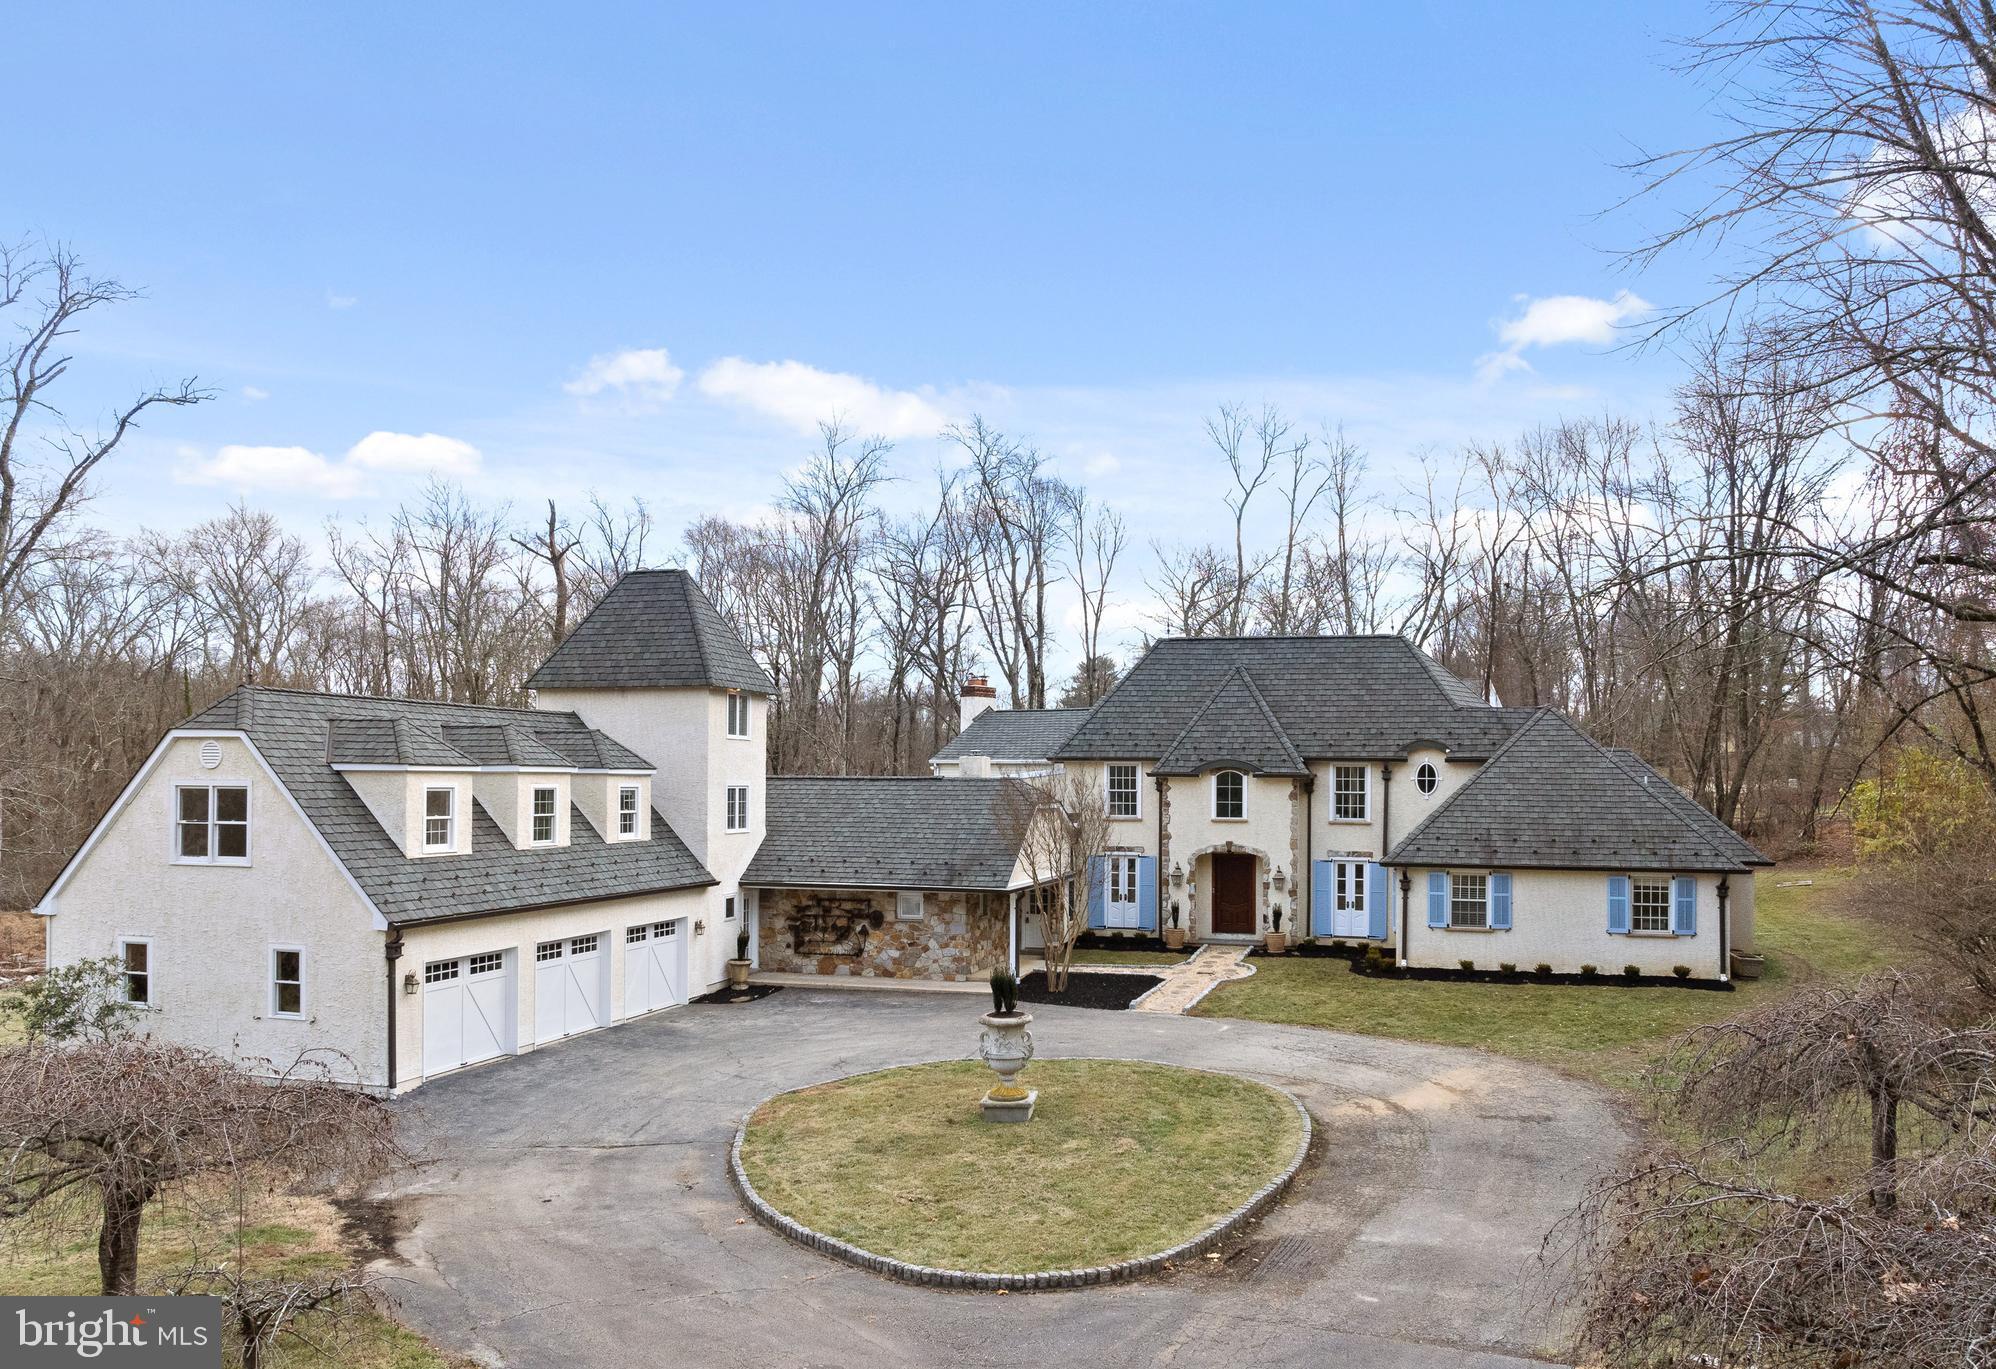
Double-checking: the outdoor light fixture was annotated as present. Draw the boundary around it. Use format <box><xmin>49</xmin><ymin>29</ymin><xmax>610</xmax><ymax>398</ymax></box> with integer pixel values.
<box><xmin>1272</xmin><ymin>865</ymin><xmax>1287</xmax><ymax>891</ymax></box>
<box><xmin>402</xmin><ymin>972</ymin><xmax>417</xmax><ymax>996</ymax></box>
<box><xmin>1170</xmin><ymin>860</ymin><xmax>1184</xmax><ymax>888</ymax></box>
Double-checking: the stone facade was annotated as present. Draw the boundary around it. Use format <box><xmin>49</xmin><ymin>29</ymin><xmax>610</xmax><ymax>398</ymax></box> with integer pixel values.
<box><xmin>755</xmin><ymin>887</ymin><xmax>1009</xmax><ymax>981</ymax></box>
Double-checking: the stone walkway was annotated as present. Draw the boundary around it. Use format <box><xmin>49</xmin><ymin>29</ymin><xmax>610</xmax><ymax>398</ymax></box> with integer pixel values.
<box><xmin>1133</xmin><ymin>942</ymin><xmax>1254</xmax><ymax>1013</ymax></box>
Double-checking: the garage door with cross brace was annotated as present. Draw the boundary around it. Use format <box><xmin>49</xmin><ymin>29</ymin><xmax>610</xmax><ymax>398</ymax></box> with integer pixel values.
<box><xmin>622</xmin><ymin>919</ymin><xmax>688</xmax><ymax>1018</ymax></box>
<box><xmin>534</xmin><ymin>933</ymin><xmax>609</xmax><ymax>1044</ymax></box>
<box><xmin>422</xmin><ymin>950</ymin><xmax>515</xmax><ymax>1076</ymax></box>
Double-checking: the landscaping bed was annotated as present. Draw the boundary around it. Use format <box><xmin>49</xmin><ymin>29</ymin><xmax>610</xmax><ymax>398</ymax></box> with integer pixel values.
<box><xmin>1016</xmin><ymin>969</ymin><xmax>1162</xmax><ymax>1010</ymax></box>
<box><xmin>734</xmin><ymin>1059</ymin><xmax>1304</xmax><ymax>1275</ymax></box>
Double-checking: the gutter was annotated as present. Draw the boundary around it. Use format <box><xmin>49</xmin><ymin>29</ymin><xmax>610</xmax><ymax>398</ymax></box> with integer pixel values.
<box><xmin>384</xmin><ymin>930</ymin><xmax>403</xmax><ymax>1095</ymax></box>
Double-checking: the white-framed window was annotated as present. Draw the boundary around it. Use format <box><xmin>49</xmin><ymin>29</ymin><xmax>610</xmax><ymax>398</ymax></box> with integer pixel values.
<box><xmin>1333</xmin><ymin>765</ymin><xmax>1369</xmax><ymax>821</ymax></box>
<box><xmin>570</xmin><ymin>934</ymin><xmax>598</xmax><ymax>955</ymax></box>
<box><xmin>1213</xmin><ymin>770</ymin><xmax>1245</xmax><ymax>820</ymax></box>
<box><xmin>530</xmin><ymin>786</ymin><xmax>558</xmax><ymax>844</ymax></box>
<box><xmin>1630</xmin><ymin>875</ymin><xmax>1672</xmax><ymax>933</ymax></box>
<box><xmin>424</xmin><ymin>958</ymin><xmax>459</xmax><ymax>984</ymax></box>
<box><xmin>724</xmin><ymin>895</ymin><xmax>737</xmax><ymax>920</ymax></box>
<box><xmin>175</xmin><ymin>784</ymin><xmax>250</xmax><ymax>863</ymax></box>
<box><xmin>1416</xmin><ymin>762</ymin><xmax>1439</xmax><ymax>796</ymax></box>
<box><xmin>117</xmin><ymin>937</ymin><xmax>152</xmax><ymax>1006</ymax></box>
<box><xmin>653</xmin><ymin>919</ymin><xmax>676</xmax><ymax>937</ymax></box>
<box><xmin>1450</xmin><ymin>872</ymin><xmax>1488</xmax><ymax>929</ymax></box>
<box><xmin>617</xmin><ymin>784</ymin><xmax>640</xmax><ymax>836</ymax></box>
<box><xmin>535</xmin><ymin>939</ymin><xmax>563</xmax><ymax>963</ymax></box>
<box><xmin>1106</xmin><ymin>763</ymin><xmax>1140</xmax><ymax>819</ymax></box>
<box><xmin>467</xmin><ymin>951</ymin><xmax>504</xmax><ymax>976</ymax></box>
<box><xmin>725</xmin><ymin>784</ymin><xmax>749</xmax><ymax>832</ymax></box>
<box><xmin>626</xmin><ymin>924</ymin><xmax>649</xmax><ymax>944</ymax></box>
<box><xmin>269</xmin><ymin>946</ymin><xmax>304</xmax><ymax>1018</ymax></box>
<box><xmin>896</xmin><ymin>891</ymin><xmax>925</xmax><ymax>921</ymax></box>
<box><xmin>423</xmin><ymin>786</ymin><xmax>455</xmax><ymax>850</ymax></box>
<box><xmin>727</xmin><ymin>691</ymin><xmax>751</xmax><ymax>738</ymax></box>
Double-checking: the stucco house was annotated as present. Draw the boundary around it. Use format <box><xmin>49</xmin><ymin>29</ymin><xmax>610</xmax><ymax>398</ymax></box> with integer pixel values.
<box><xmin>36</xmin><ymin>573</ymin><xmax>1767</xmax><ymax>1095</ymax></box>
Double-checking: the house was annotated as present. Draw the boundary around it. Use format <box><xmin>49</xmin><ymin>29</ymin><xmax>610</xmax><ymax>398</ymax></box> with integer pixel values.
<box><xmin>34</xmin><ymin>570</ymin><xmax>1051</xmax><ymax>1093</ymax></box>
<box><xmin>957</xmin><ymin>635</ymin><xmax>1769</xmax><ymax>976</ymax></box>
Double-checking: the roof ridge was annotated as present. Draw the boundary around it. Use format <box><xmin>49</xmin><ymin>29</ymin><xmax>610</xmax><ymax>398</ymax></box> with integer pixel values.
<box><xmin>233</xmin><ymin>683</ymin><xmax>576</xmax><ymax>721</ymax></box>
<box><xmin>1231</xmin><ymin>666</ymin><xmax>1306</xmax><ymax>771</ymax></box>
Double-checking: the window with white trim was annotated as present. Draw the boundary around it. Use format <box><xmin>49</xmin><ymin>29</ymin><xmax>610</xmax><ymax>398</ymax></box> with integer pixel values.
<box><xmin>118</xmin><ymin>938</ymin><xmax>151</xmax><ymax>1005</ymax></box>
<box><xmin>535</xmin><ymin>940</ymin><xmax>563</xmax><ymax>963</ymax></box>
<box><xmin>424</xmin><ymin>958</ymin><xmax>459</xmax><ymax>984</ymax></box>
<box><xmin>727</xmin><ymin>691</ymin><xmax>751</xmax><ymax>738</ymax></box>
<box><xmin>1630</xmin><ymin>875</ymin><xmax>1672</xmax><ymax>933</ymax></box>
<box><xmin>724</xmin><ymin>895</ymin><xmax>737</xmax><ymax>920</ymax></box>
<box><xmin>617</xmin><ymin>784</ymin><xmax>640</xmax><ymax>836</ymax></box>
<box><xmin>1450</xmin><ymin>873</ymin><xmax>1488</xmax><ymax>929</ymax></box>
<box><xmin>1106</xmin><ymin>764</ymin><xmax>1140</xmax><ymax>818</ymax></box>
<box><xmin>626</xmin><ymin>924</ymin><xmax>649</xmax><ymax>944</ymax></box>
<box><xmin>1333</xmin><ymin>765</ymin><xmax>1369</xmax><ymax>820</ymax></box>
<box><xmin>725</xmin><ymin>784</ymin><xmax>749</xmax><ymax>832</ymax></box>
<box><xmin>1416</xmin><ymin>762</ymin><xmax>1438</xmax><ymax>796</ymax></box>
<box><xmin>467</xmin><ymin>951</ymin><xmax>504</xmax><ymax>975</ymax></box>
<box><xmin>176</xmin><ymin>784</ymin><xmax>249</xmax><ymax>862</ymax></box>
<box><xmin>1213</xmin><ymin>770</ymin><xmax>1245</xmax><ymax>820</ymax></box>
<box><xmin>270</xmin><ymin>947</ymin><xmax>304</xmax><ymax>1017</ymax></box>
<box><xmin>570</xmin><ymin>934</ymin><xmax>598</xmax><ymax>955</ymax></box>
<box><xmin>653</xmin><ymin>920</ymin><xmax>676</xmax><ymax>937</ymax></box>
<box><xmin>423</xmin><ymin>787</ymin><xmax>455</xmax><ymax>850</ymax></box>
<box><xmin>897</xmin><ymin>891</ymin><xmax>925</xmax><ymax>921</ymax></box>
<box><xmin>530</xmin><ymin>786</ymin><xmax>557</xmax><ymax>844</ymax></box>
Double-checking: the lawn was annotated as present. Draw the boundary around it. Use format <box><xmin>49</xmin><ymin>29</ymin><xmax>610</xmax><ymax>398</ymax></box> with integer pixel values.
<box><xmin>1193</xmin><ymin>868</ymin><xmax>1892</xmax><ymax>1089</ymax></box>
<box><xmin>1070</xmin><ymin>946</ymin><xmax>1189</xmax><ymax>966</ymax></box>
<box><xmin>737</xmin><ymin>1058</ymin><xmax>1302</xmax><ymax>1273</ymax></box>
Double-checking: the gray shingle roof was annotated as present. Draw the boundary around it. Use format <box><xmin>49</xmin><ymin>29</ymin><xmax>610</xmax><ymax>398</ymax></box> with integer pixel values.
<box><xmin>743</xmin><ymin>777</ymin><xmax>1027</xmax><ymax>891</ymax></box>
<box><xmin>1384</xmin><ymin>710</ymin><xmax>1767</xmax><ymax>872</ymax></box>
<box><xmin>525</xmin><ymin>569</ymin><xmax>775</xmax><ymax>694</ymax></box>
<box><xmin>184</xmin><ymin>687</ymin><xmax>713</xmax><ymax>925</ymax></box>
<box><xmin>930</xmin><ymin>709</ymin><xmax>1090</xmax><ymax>764</ymax></box>
<box><xmin>530</xmin><ymin>727</ymin><xmax>652</xmax><ymax>771</ymax></box>
<box><xmin>1153</xmin><ymin>666</ymin><xmax>1308</xmax><ymax>777</ymax></box>
<box><xmin>1607</xmin><ymin>749</ymin><xmax>1773</xmax><ymax>868</ymax></box>
<box><xmin>1055</xmin><ymin>636</ymin><xmax>1526</xmax><ymax>762</ymax></box>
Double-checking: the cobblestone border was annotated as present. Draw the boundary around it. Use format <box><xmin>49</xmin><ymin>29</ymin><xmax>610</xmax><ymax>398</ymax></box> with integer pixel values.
<box><xmin>728</xmin><ymin>1058</ymin><xmax>1312</xmax><ymax>1292</ymax></box>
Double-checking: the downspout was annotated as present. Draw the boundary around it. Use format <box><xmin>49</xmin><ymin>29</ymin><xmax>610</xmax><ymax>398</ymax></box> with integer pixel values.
<box><xmin>1154</xmin><ymin>774</ymin><xmax>1167</xmax><ymax>939</ymax></box>
<box><xmin>384</xmin><ymin>929</ymin><xmax>404</xmax><ymax>1095</ymax></box>
<box><xmin>1717</xmin><ymin>875</ymin><xmax>1730</xmax><ymax>983</ymax></box>
<box><xmin>1397</xmin><ymin>870</ymin><xmax>1412</xmax><ymax>968</ymax></box>
<box><xmin>1301</xmin><ymin>771</ymin><xmax>1315</xmax><ymax>941</ymax></box>
<box><xmin>1009</xmin><ymin>891</ymin><xmax>1020</xmax><ymax>978</ymax></box>
<box><xmin>1378</xmin><ymin>762</ymin><xmax>1393</xmax><ymax>944</ymax></box>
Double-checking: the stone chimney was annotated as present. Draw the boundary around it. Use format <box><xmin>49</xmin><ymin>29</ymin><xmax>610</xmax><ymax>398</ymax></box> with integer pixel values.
<box><xmin>959</xmin><ymin>675</ymin><xmax>999</xmax><ymax>733</ymax></box>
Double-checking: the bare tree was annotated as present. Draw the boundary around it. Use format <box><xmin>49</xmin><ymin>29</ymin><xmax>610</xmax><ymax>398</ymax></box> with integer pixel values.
<box><xmin>997</xmin><ymin>771</ymin><xmax>1111</xmax><ymax>992</ymax></box>
<box><xmin>1063</xmin><ymin>486</ymin><xmax>1125</xmax><ymax>705</ymax></box>
<box><xmin>512</xmin><ymin>500</ymin><xmax>582</xmax><ymax>646</ymax></box>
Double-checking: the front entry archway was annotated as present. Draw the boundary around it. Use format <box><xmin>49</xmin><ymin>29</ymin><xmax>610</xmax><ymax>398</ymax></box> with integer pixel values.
<box><xmin>1210</xmin><ymin>852</ymin><xmax>1257</xmax><ymax>936</ymax></box>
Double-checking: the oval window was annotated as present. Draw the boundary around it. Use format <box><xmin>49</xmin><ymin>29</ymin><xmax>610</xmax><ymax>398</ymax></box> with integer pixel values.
<box><xmin>1416</xmin><ymin>762</ymin><xmax>1438</xmax><ymax>796</ymax></box>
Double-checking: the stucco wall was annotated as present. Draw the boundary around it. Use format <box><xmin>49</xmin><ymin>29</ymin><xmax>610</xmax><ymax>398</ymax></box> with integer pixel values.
<box><xmin>1164</xmin><ymin>773</ymin><xmax>1300</xmax><ymax>939</ymax></box>
<box><xmin>43</xmin><ymin>734</ymin><xmax>390</xmax><ymax>1087</ymax></box>
<box><xmin>1398</xmin><ymin>867</ymin><xmax>1730</xmax><ymax>977</ymax></box>
<box><xmin>574</xmin><ymin>773</ymin><xmax>652</xmax><ymax>843</ymax></box>
<box><xmin>755</xmin><ymin>888</ymin><xmax>1006</xmax><ymax>981</ymax></box>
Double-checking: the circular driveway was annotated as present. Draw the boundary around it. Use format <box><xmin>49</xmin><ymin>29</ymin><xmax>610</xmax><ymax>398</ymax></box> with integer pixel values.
<box><xmin>379</xmin><ymin>988</ymin><xmax>1624</xmax><ymax>1368</ymax></box>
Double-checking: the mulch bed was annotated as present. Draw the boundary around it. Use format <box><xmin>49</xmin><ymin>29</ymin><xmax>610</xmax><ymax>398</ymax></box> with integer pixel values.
<box><xmin>1252</xmin><ymin>941</ymin><xmax>1731</xmax><ymax>990</ymax></box>
<box><xmin>1016</xmin><ymin>970</ymin><xmax>1163</xmax><ymax>1011</ymax></box>
<box><xmin>1074</xmin><ymin>931</ymin><xmax>1179</xmax><ymax>955</ymax></box>
<box><xmin>691</xmin><ymin>983</ymin><xmax>786</xmax><ymax>1006</ymax></box>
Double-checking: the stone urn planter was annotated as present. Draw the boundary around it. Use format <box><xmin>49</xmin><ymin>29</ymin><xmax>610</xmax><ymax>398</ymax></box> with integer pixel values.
<box><xmin>727</xmin><ymin>928</ymin><xmax>753</xmax><ymax>990</ymax></box>
<box><xmin>1163</xmin><ymin>927</ymin><xmax>1187</xmax><ymax>951</ymax></box>
<box><xmin>978</xmin><ymin>1011</ymin><xmax>1036</xmax><ymax>1123</ymax></box>
<box><xmin>1263</xmin><ymin>930</ymin><xmax>1288</xmax><ymax>955</ymax></box>
<box><xmin>1729</xmin><ymin>950</ymin><xmax>1767</xmax><ymax>981</ymax></box>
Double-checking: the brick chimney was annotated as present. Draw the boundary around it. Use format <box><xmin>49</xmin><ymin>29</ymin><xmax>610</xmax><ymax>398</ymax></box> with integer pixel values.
<box><xmin>959</xmin><ymin>675</ymin><xmax>999</xmax><ymax>733</ymax></box>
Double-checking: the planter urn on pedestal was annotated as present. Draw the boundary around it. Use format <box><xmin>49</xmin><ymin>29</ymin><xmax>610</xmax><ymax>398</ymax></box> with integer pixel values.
<box><xmin>977</xmin><ymin>1011</ymin><xmax>1036</xmax><ymax>1123</ymax></box>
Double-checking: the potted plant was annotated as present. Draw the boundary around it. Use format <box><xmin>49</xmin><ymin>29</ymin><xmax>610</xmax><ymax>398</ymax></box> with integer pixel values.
<box><xmin>1264</xmin><ymin>902</ymin><xmax>1287</xmax><ymax>955</ymax></box>
<box><xmin>1163</xmin><ymin>901</ymin><xmax>1186</xmax><ymax>951</ymax></box>
<box><xmin>978</xmin><ymin>968</ymin><xmax>1035</xmax><ymax>1123</ymax></box>
<box><xmin>726</xmin><ymin>926</ymin><xmax>752</xmax><ymax>990</ymax></box>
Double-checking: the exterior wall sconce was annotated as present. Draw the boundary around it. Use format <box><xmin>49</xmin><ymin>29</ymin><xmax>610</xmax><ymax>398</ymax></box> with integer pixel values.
<box><xmin>402</xmin><ymin>972</ymin><xmax>418</xmax><ymax>996</ymax></box>
<box><xmin>1271</xmin><ymin>865</ymin><xmax>1287</xmax><ymax>892</ymax></box>
<box><xmin>1170</xmin><ymin>860</ymin><xmax>1185</xmax><ymax>888</ymax></box>
<box><xmin>694</xmin><ymin>919</ymin><xmax>707</xmax><ymax>937</ymax></box>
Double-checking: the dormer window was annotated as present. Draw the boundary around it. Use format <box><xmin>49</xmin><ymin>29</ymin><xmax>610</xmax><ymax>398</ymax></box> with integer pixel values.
<box><xmin>618</xmin><ymin>784</ymin><xmax>640</xmax><ymax>836</ymax></box>
<box><xmin>1213</xmin><ymin>771</ymin><xmax>1245</xmax><ymax>820</ymax></box>
<box><xmin>531</xmin><ymin>786</ymin><xmax>558</xmax><ymax>844</ymax></box>
<box><xmin>423</xmin><ymin>787</ymin><xmax>455</xmax><ymax>851</ymax></box>
<box><xmin>726</xmin><ymin>691</ymin><xmax>751</xmax><ymax>739</ymax></box>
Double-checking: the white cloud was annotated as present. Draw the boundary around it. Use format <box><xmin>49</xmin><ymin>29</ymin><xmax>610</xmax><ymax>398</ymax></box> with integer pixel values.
<box><xmin>325</xmin><ymin>290</ymin><xmax>357</xmax><ymax>310</ymax></box>
<box><xmin>241</xmin><ymin>385</ymin><xmax>270</xmax><ymax>402</ymax></box>
<box><xmin>1477</xmin><ymin>289</ymin><xmax>1651</xmax><ymax>383</ymax></box>
<box><xmin>564</xmin><ymin>347</ymin><xmax>685</xmax><ymax>409</ymax></box>
<box><xmin>177</xmin><ymin>431</ymin><xmax>482</xmax><ymax>497</ymax></box>
<box><xmin>696</xmin><ymin>356</ymin><xmax>953</xmax><ymax>438</ymax></box>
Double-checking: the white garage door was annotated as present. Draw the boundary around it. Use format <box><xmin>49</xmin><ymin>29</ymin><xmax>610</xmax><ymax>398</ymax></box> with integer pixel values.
<box><xmin>534</xmin><ymin>933</ymin><xmax>608</xmax><ymax>1044</ymax></box>
<box><xmin>622</xmin><ymin>919</ymin><xmax>687</xmax><ymax>1018</ymax></box>
<box><xmin>422</xmin><ymin>950</ymin><xmax>514</xmax><ymax>1076</ymax></box>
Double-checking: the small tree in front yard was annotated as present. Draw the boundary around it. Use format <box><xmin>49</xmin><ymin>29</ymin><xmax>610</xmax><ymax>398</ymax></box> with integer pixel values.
<box><xmin>3</xmin><ymin>956</ymin><xmax>137</xmax><ymax>1042</ymax></box>
<box><xmin>0</xmin><ymin>1039</ymin><xmax>405</xmax><ymax>1294</ymax></box>
<box><xmin>998</xmin><ymin>771</ymin><xmax>1111</xmax><ymax>992</ymax></box>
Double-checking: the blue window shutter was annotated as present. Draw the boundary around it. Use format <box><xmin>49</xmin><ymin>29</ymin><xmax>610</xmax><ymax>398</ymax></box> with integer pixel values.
<box><xmin>1672</xmin><ymin>876</ymin><xmax>1696</xmax><ymax>936</ymax></box>
<box><xmin>1489</xmin><ymin>872</ymin><xmax>1512</xmax><ymax>930</ymax></box>
<box><xmin>1607</xmin><ymin>875</ymin><xmax>1630</xmax><ymax>934</ymax></box>
<box><xmin>1086</xmin><ymin>856</ymin><xmax>1107</xmax><ymax>930</ymax></box>
<box><xmin>1310</xmin><ymin>859</ymin><xmax>1333</xmax><ymax>937</ymax></box>
<box><xmin>1137</xmin><ymin>857</ymin><xmax>1158</xmax><ymax>932</ymax></box>
<box><xmin>1366</xmin><ymin>863</ymin><xmax>1389</xmax><ymax>940</ymax></box>
<box><xmin>1426</xmin><ymin>871</ymin><xmax>1447</xmax><ymax>928</ymax></box>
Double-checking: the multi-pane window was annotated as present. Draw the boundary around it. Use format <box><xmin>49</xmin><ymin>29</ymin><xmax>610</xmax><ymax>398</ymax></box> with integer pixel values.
<box><xmin>535</xmin><ymin>940</ymin><xmax>563</xmax><ymax>963</ymax></box>
<box><xmin>1214</xmin><ymin>770</ymin><xmax>1245</xmax><ymax>819</ymax></box>
<box><xmin>467</xmin><ymin>952</ymin><xmax>504</xmax><ymax>975</ymax></box>
<box><xmin>725</xmin><ymin>785</ymin><xmax>749</xmax><ymax>832</ymax></box>
<box><xmin>176</xmin><ymin>784</ymin><xmax>249</xmax><ymax>862</ymax></box>
<box><xmin>1450</xmin><ymin>873</ymin><xmax>1488</xmax><ymax>929</ymax></box>
<box><xmin>724</xmin><ymin>895</ymin><xmax>737</xmax><ymax>920</ymax></box>
<box><xmin>1416</xmin><ymin>762</ymin><xmax>1439</xmax><ymax>796</ymax></box>
<box><xmin>424</xmin><ymin>958</ymin><xmax>460</xmax><ymax>984</ymax></box>
<box><xmin>570</xmin><ymin>934</ymin><xmax>598</xmax><ymax>955</ymax></box>
<box><xmin>618</xmin><ymin>785</ymin><xmax>639</xmax><ymax>836</ymax></box>
<box><xmin>653</xmin><ymin>920</ymin><xmax>676</xmax><ymax>938</ymax></box>
<box><xmin>1106</xmin><ymin>764</ymin><xmax>1140</xmax><ymax>818</ymax></box>
<box><xmin>270</xmin><ymin>948</ymin><xmax>303</xmax><ymax>1016</ymax></box>
<box><xmin>626</xmin><ymin>924</ymin><xmax>649</xmax><ymax>944</ymax></box>
<box><xmin>1333</xmin><ymin>765</ymin><xmax>1369</xmax><ymax>820</ymax></box>
<box><xmin>530</xmin><ymin>786</ymin><xmax>557</xmax><ymax>844</ymax></box>
<box><xmin>424</xmin><ymin>787</ymin><xmax>455</xmax><ymax>850</ymax></box>
<box><xmin>119</xmin><ymin>938</ymin><xmax>151</xmax><ymax>1005</ymax></box>
<box><xmin>1630</xmin><ymin>876</ymin><xmax>1672</xmax><ymax>933</ymax></box>
<box><xmin>727</xmin><ymin>691</ymin><xmax>751</xmax><ymax>738</ymax></box>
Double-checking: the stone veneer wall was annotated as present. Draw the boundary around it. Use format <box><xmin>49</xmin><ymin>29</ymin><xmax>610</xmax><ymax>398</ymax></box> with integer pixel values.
<box><xmin>757</xmin><ymin>888</ymin><xmax>1009</xmax><ymax>981</ymax></box>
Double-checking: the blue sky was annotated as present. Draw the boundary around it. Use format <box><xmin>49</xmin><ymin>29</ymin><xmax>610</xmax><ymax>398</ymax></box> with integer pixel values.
<box><xmin>10</xmin><ymin>1</ymin><xmax>1723</xmax><ymax>643</ymax></box>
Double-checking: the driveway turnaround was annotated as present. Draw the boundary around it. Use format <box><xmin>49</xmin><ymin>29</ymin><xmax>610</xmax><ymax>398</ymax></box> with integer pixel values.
<box><xmin>380</xmin><ymin>990</ymin><xmax>1625</xmax><ymax>1368</ymax></box>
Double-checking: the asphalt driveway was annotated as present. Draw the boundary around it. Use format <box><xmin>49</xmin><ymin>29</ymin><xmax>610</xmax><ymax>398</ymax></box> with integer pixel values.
<box><xmin>378</xmin><ymin>988</ymin><xmax>1625</xmax><ymax>1368</ymax></box>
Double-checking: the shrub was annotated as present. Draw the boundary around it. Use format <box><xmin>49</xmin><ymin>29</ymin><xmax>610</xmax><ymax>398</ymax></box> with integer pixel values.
<box><xmin>3</xmin><ymin>957</ymin><xmax>136</xmax><ymax>1043</ymax></box>
<box><xmin>735</xmin><ymin>927</ymin><xmax>751</xmax><ymax>960</ymax></box>
<box><xmin>1624</xmin><ymin>964</ymin><xmax>1643</xmax><ymax>978</ymax></box>
<box><xmin>1672</xmin><ymin>964</ymin><xmax>1693</xmax><ymax>979</ymax></box>
<box><xmin>1849</xmin><ymin>747</ymin><xmax>1996</xmax><ymax>862</ymax></box>
<box><xmin>1331</xmin><ymin>940</ymin><xmax>1346</xmax><ymax>951</ymax></box>
<box><xmin>1497</xmin><ymin>961</ymin><xmax>1517</xmax><ymax>974</ymax></box>
<box><xmin>1459</xmin><ymin>959</ymin><xmax>1476</xmax><ymax>972</ymax></box>
<box><xmin>1534</xmin><ymin>963</ymin><xmax>1554</xmax><ymax>976</ymax></box>
<box><xmin>1579</xmin><ymin>964</ymin><xmax>1597</xmax><ymax>977</ymax></box>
